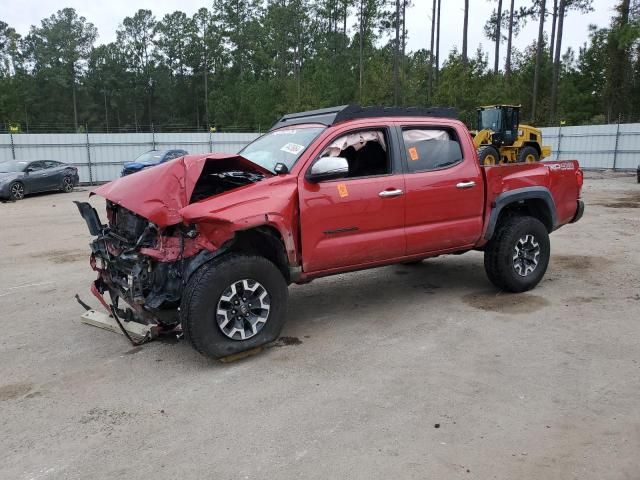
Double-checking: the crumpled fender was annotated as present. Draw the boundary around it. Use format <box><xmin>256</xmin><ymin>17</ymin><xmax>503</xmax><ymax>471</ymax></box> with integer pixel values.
<box><xmin>179</xmin><ymin>176</ymin><xmax>300</xmax><ymax>264</ymax></box>
<box><xmin>92</xmin><ymin>154</ymin><xmax>272</xmax><ymax>227</ymax></box>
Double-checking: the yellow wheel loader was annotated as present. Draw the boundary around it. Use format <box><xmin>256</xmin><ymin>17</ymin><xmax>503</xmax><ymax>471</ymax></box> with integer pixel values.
<box><xmin>471</xmin><ymin>105</ymin><xmax>551</xmax><ymax>166</ymax></box>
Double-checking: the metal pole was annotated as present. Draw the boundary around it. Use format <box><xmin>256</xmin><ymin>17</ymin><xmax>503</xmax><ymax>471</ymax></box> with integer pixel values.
<box><xmin>152</xmin><ymin>123</ymin><xmax>156</xmax><ymax>150</ymax></box>
<box><xmin>85</xmin><ymin>123</ymin><xmax>93</xmax><ymax>185</ymax></box>
<box><xmin>10</xmin><ymin>131</ymin><xmax>15</xmax><ymax>160</ymax></box>
<box><xmin>209</xmin><ymin>128</ymin><xmax>213</xmax><ymax>152</ymax></box>
<box><xmin>556</xmin><ymin>124</ymin><xmax>562</xmax><ymax>160</ymax></box>
<box><xmin>103</xmin><ymin>89</ymin><xmax>109</xmax><ymax>133</ymax></box>
<box><xmin>612</xmin><ymin>115</ymin><xmax>621</xmax><ymax>170</ymax></box>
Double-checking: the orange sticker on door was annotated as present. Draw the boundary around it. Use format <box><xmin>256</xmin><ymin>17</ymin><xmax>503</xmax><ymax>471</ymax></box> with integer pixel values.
<box><xmin>408</xmin><ymin>147</ymin><xmax>419</xmax><ymax>161</ymax></box>
<box><xmin>337</xmin><ymin>183</ymin><xmax>349</xmax><ymax>198</ymax></box>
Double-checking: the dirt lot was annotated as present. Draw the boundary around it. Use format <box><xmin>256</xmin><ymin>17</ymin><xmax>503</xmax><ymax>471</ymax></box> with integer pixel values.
<box><xmin>1</xmin><ymin>171</ymin><xmax>639</xmax><ymax>479</ymax></box>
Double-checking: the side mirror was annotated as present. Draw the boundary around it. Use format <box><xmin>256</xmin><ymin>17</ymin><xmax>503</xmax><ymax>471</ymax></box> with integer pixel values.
<box><xmin>274</xmin><ymin>162</ymin><xmax>289</xmax><ymax>174</ymax></box>
<box><xmin>306</xmin><ymin>156</ymin><xmax>349</xmax><ymax>183</ymax></box>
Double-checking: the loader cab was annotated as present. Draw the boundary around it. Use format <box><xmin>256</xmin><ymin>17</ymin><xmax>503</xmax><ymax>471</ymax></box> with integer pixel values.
<box><xmin>477</xmin><ymin>105</ymin><xmax>520</xmax><ymax>146</ymax></box>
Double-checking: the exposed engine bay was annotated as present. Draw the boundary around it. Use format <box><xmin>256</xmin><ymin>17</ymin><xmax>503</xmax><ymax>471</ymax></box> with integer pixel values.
<box><xmin>191</xmin><ymin>170</ymin><xmax>264</xmax><ymax>203</ymax></box>
<box><xmin>75</xmin><ymin>160</ymin><xmax>267</xmax><ymax>332</ymax></box>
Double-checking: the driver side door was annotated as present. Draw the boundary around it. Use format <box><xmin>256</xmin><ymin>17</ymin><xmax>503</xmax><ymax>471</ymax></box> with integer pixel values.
<box><xmin>298</xmin><ymin>125</ymin><xmax>406</xmax><ymax>274</ymax></box>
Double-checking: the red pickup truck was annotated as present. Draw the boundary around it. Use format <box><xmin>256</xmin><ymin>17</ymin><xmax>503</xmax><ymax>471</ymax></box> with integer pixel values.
<box><xmin>76</xmin><ymin>105</ymin><xmax>584</xmax><ymax>358</ymax></box>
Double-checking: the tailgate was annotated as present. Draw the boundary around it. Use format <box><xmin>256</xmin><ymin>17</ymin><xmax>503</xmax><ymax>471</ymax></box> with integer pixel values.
<box><xmin>543</xmin><ymin>160</ymin><xmax>582</xmax><ymax>225</ymax></box>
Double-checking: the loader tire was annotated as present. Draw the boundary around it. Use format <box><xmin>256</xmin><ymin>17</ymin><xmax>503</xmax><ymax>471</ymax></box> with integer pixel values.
<box><xmin>478</xmin><ymin>146</ymin><xmax>501</xmax><ymax>166</ymax></box>
<box><xmin>518</xmin><ymin>146</ymin><xmax>539</xmax><ymax>163</ymax></box>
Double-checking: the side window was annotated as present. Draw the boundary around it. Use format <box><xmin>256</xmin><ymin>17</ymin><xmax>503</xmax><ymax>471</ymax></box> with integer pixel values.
<box><xmin>167</xmin><ymin>151</ymin><xmax>185</xmax><ymax>160</ymax></box>
<box><xmin>503</xmin><ymin>108</ymin><xmax>515</xmax><ymax>136</ymax></box>
<box><xmin>43</xmin><ymin>161</ymin><xmax>59</xmax><ymax>169</ymax></box>
<box><xmin>319</xmin><ymin>129</ymin><xmax>390</xmax><ymax>178</ymax></box>
<box><xmin>28</xmin><ymin>161</ymin><xmax>44</xmax><ymax>171</ymax></box>
<box><xmin>402</xmin><ymin>128</ymin><xmax>463</xmax><ymax>172</ymax></box>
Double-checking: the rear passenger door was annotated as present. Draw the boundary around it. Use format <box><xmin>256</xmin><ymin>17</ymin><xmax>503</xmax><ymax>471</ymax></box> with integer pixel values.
<box><xmin>42</xmin><ymin>161</ymin><xmax>63</xmax><ymax>189</ymax></box>
<box><xmin>398</xmin><ymin>123</ymin><xmax>484</xmax><ymax>255</ymax></box>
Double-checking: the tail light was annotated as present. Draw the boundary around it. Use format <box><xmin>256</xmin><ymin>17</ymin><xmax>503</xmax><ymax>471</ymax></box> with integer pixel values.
<box><xmin>576</xmin><ymin>168</ymin><xmax>583</xmax><ymax>189</ymax></box>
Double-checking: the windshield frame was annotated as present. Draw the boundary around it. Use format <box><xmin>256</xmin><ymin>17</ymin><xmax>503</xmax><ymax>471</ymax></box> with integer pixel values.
<box><xmin>238</xmin><ymin>124</ymin><xmax>327</xmax><ymax>173</ymax></box>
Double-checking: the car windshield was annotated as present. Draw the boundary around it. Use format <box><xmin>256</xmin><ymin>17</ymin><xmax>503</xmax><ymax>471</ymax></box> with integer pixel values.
<box><xmin>239</xmin><ymin>126</ymin><xmax>325</xmax><ymax>172</ymax></box>
<box><xmin>0</xmin><ymin>161</ymin><xmax>28</xmax><ymax>172</ymax></box>
<box><xmin>479</xmin><ymin>109</ymin><xmax>502</xmax><ymax>131</ymax></box>
<box><xmin>134</xmin><ymin>151</ymin><xmax>164</xmax><ymax>165</ymax></box>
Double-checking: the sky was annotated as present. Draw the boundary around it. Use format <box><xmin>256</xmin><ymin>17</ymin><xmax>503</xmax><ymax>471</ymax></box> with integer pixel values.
<box><xmin>3</xmin><ymin>0</ymin><xmax>619</xmax><ymax>66</ymax></box>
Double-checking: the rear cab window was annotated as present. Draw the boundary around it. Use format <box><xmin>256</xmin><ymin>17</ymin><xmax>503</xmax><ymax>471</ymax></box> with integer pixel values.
<box><xmin>400</xmin><ymin>127</ymin><xmax>463</xmax><ymax>172</ymax></box>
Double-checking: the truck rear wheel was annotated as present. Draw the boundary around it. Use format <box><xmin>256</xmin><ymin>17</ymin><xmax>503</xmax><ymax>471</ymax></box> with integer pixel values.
<box><xmin>484</xmin><ymin>215</ymin><xmax>550</xmax><ymax>292</ymax></box>
<box><xmin>180</xmin><ymin>254</ymin><xmax>288</xmax><ymax>359</ymax></box>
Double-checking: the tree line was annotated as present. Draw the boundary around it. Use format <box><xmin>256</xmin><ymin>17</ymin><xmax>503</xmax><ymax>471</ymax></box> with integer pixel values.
<box><xmin>0</xmin><ymin>0</ymin><xmax>638</xmax><ymax>133</ymax></box>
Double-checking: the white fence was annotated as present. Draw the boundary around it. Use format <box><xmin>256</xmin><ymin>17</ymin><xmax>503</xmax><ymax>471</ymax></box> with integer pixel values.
<box><xmin>541</xmin><ymin>124</ymin><xmax>639</xmax><ymax>170</ymax></box>
<box><xmin>0</xmin><ymin>132</ymin><xmax>260</xmax><ymax>183</ymax></box>
<box><xmin>0</xmin><ymin>123</ymin><xmax>638</xmax><ymax>184</ymax></box>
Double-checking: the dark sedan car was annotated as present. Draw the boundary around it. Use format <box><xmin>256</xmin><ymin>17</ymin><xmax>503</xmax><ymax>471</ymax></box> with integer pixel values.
<box><xmin>0</xmin><ymin>160</ymin><xmax>79</xmax><ymax>201</ymax></box>
<box><xmin>121</xmin><ymin>149</ymin><xmax>188</xmax><ymax>176</ymax></box>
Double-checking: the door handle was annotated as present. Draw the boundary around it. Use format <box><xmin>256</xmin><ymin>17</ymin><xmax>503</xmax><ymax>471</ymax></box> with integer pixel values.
<box><xmin>379</xmin><ymin>189</ymin><xmax>403</xmax><ymax>198</ymax></box>
<box><xmin>456</xmin><ymin>181</ymin><xmax>476</xmax><ymax>189</ymax></box>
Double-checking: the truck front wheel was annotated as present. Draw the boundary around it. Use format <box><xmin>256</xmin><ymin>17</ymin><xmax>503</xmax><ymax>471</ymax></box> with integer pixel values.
<box><xmin>180</xmin><ymin>254</ymin><xmax>289</xmax><ymax>359</ymax></box>
<box><xmin>484</xmin><ymin>216</ymin><xmax>550</xmax><ymax>292</ymax></box>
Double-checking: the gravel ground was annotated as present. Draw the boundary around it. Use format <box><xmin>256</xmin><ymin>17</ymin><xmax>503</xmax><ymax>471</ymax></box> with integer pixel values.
<box><xmin>1</xmin><ymin>171</ymin><xmax>639</xmax><ymax>480</ymax></box>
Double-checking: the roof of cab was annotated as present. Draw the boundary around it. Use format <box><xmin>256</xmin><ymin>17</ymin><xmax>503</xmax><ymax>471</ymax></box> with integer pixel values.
<box><xmin>270</xmin><ymin>104</ymin><xmax>458</xmax><ymax>131</ymax></box>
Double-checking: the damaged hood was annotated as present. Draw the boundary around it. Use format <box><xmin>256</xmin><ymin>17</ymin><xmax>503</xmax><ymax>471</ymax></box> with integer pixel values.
<box><xmin>92</xmin><ymin>154</ymin><xmax>272</xmax><ymax>226</ymax></box>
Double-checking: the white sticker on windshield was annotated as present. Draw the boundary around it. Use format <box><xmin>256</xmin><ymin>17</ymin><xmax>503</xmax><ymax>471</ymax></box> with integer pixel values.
<box><xmin>273</xmin><ymin>129</ymin><xmax>297</xmax><ymax>135</ymax></box>
<box><xmin>280</xmin><ymin>143</ymin><xmax>305</xmax><ymax>155</ymax></box>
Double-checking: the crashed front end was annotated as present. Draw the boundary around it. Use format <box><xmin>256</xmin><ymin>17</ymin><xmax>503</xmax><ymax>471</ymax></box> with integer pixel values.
<box><xmin>75</xmin><ymin>154</ymin><xmax>272</xmax><ymax>334</ymax></box>
<box><xmin>76</xmin><ymin>200</ymin><xmax>215</xmax><ymax>330</ymax></box>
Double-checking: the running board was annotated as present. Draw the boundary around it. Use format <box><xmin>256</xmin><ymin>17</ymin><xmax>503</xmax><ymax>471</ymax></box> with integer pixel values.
<box><xmin>80</xmin><ymin>309</ymin><xmax>157</xmax><ymax>341</ymax></box>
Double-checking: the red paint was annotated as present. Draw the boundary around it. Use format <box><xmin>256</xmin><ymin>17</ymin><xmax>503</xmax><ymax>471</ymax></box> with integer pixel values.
<box><xmin>139</xmin><ymin>235</ymin><xmax>216</xmax><ymax>262</ymax></box>
<box><xmin>92</xmin><ymin>153</ymin><xmax>272</xmax><ymax>227</ymax></box>
<box><xmin>92</xmin><ymin>117</ymin><xmax>583</xmax><ymax>283</ymax></box>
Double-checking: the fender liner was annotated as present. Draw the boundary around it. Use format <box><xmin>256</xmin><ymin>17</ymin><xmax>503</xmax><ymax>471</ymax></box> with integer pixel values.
<box><xmin>484</xmin><ymin>186</ymin><xmax>557</xmax><ymax>240</ymax></box>
<box><xmin>182</xmin><ymin>245</ymin><xmax>231</xmax><ymax>285</ymax></box>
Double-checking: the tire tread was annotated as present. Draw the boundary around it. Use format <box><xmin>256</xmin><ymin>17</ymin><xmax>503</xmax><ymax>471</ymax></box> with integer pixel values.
<box><xmin>180</xmin><ymin>253</ymin><xmax>287</xmax><ymax>358</ymax></box>
<box><xmin>484</xmin><ymin>215</ymin><xmax>549</xmax><ymax>292</ymax></box>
